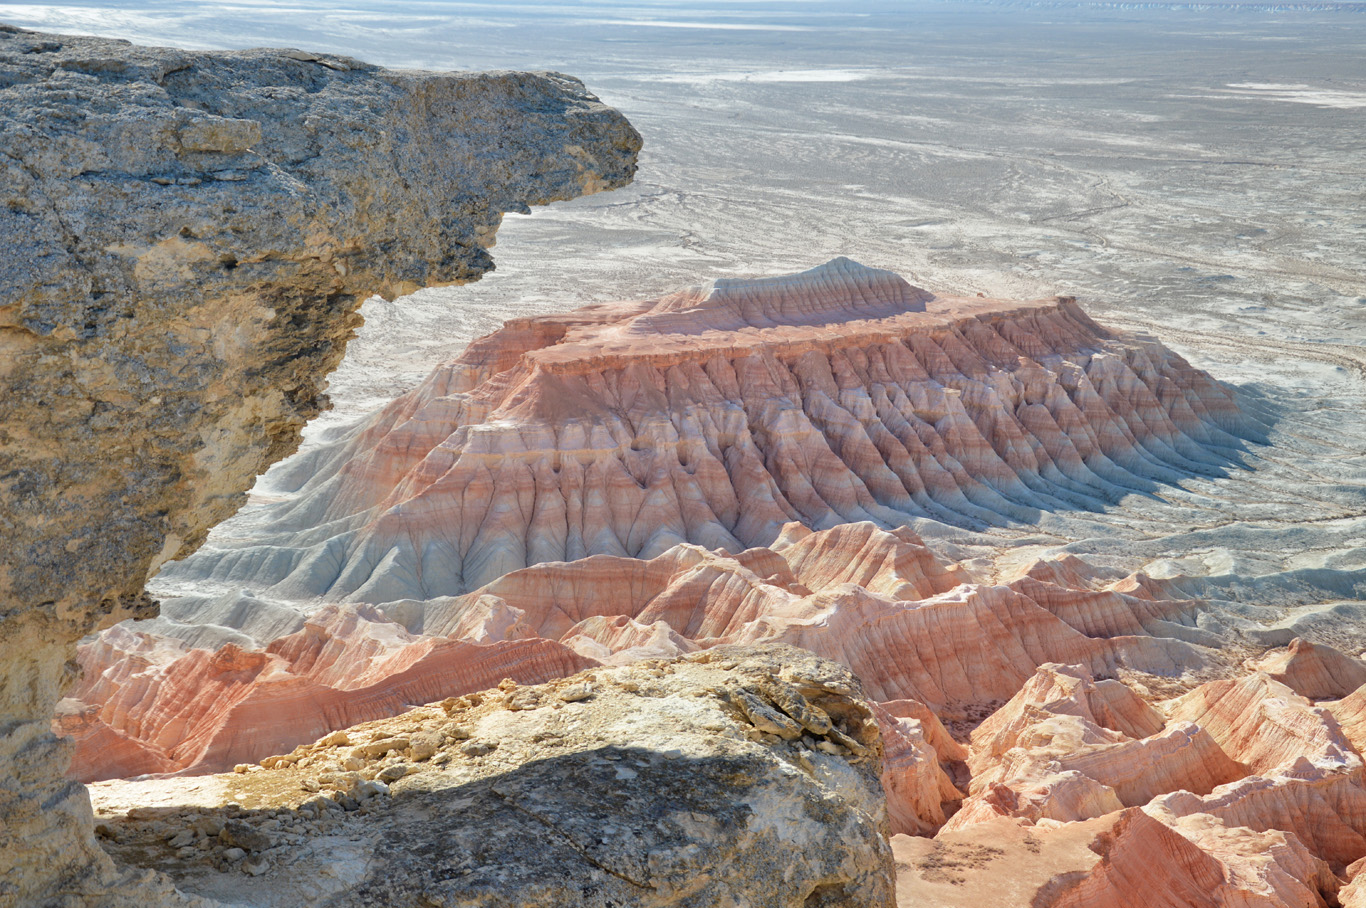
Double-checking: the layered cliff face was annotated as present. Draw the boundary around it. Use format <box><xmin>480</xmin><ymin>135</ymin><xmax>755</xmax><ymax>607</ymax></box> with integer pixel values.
<box><xmin>0</xmin><ymin>26</ymin><xmax>639</xmax><ymax>907</ymax></box>
<box><xmin>160</xmin><ymin>256</ymin><xmax>1246</xmax><ymax>603</ymax></box>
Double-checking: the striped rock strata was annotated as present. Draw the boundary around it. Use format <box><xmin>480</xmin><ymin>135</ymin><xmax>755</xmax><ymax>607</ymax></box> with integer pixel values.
<box><xmin>70</xmin><ymin>521</ymin><xmax>1217</xmax><ymax>842</ymax></box>
<box><xmin>159</xmin><ymin>256</ymin><xmax>1248</xmax><ymax>603</ymax></box>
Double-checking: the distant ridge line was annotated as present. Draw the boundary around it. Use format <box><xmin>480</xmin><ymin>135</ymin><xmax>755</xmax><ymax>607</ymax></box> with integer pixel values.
<box><xmin>958</xmin><ymin>0</ymin><xmax>1366</xmax><ymax>11</ymax></box>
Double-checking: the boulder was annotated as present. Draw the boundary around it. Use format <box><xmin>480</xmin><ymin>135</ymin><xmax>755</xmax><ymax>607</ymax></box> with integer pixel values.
<box><xmin>90</xmin><ymin>646</ymin><xmax>896</xmax><ymax>908</ymax></box>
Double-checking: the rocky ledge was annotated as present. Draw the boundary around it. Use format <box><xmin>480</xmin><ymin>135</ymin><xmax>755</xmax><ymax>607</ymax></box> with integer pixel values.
<box><xmin>87</xmin><ymin>646</ymin><xmax>895</xmax><ymax>908</ymax></box>
<box><xmin>0</xmin><ymin>26</ymin><xmax>639</xmax><ymax>907</ymax></box>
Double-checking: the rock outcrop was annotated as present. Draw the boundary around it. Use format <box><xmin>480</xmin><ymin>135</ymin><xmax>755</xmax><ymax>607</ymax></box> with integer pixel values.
<box><xmin>87</xmin><ymin>646</ymin><xmax>896</xmax><ymax>908</ymax></box>
<box><xmin>0</xmin><ymin>26</ymin><xmax>639</xmax><ymax>907</ymax></box>
<box><xmin>67</xmin><ymin>523</ymin><xmax>1218</xmax><ymax>830</ymax></box>
<box><xmin>159</xmin><ymin>257</ymin><xmax>1247</xmax><ymax>603</ymax></box>
<box><xmin>1245</xmin><ymin>638</ymin><xmax>1366</xmax><ymax>701</ymax></box>
<box><xmin>943</xmin><ymin>664</ymin><xmax>1244</xmax><ymax>830</ymax></box>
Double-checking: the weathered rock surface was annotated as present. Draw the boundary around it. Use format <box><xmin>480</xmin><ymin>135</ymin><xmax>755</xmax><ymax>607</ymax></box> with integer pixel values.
<box><xmin>894</xmin><ymin>808</ymin><xmax>1338</xmax><ymax>908</ymax></box>
<box><xmin>923</xmin><ymin>656</ymin><xmax>1366</xmax><ymax>904</ymax></box>
<box><xmin>1245</xmin><ymin>638</ymin><xmax>1366</xmax><ymax>701</ymax></box>
<box><xmin>1146</xmin><ymin>673</ymin><xmax>1366</xmax><ymax>872</ymax></box>
<box><xmin>944</xmin><ymin>664</ymin><xmax>1244</xmax><ymax>830</ymax></box>
<box><xmin>159</xmin><ymin>257</ymin><xmax>1247</xmax><ymax>603</ymax></box>
<box><xmin>1167</xmin><ymin>672</ymin><xmax>1358</xmax><ymax>775</ymax></box>
<box><xmin>68</xmin><ymin>522</ymin><xmax>1219</xmax><ymax>836</ymax></box>
<box><xmin>89</xmin><ymin>646</ymin><xmax>896</xmax><ymax>908</ymax></box>
<box><xmin>0</xmin><ymin>26</ymin><xmax>639</xmax><ymax>908</ymax></box>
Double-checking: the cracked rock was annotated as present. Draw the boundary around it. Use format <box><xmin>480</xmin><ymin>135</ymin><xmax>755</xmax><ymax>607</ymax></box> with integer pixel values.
<box><xmin>92</xmin><ymin>645</ymin><xmax>892</xmax><ymax>908</ymax></box>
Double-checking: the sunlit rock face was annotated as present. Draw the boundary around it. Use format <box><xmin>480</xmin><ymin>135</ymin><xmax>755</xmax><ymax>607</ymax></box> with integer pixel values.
<box><xmin>87</xmin><ymin>647</ymin><xmax>898</xmax><ymax>908</ymax></box>
<box><xmin>941</xmin><ymin>663</ymin><xmax>1245</xmax><ymax>831</ymax></box>
<box><xmin>896</xmin><ymin>647</ymin><xmax>1366</xmax><ymax>907</ymax></box>
<box><xmin>161</xmin><ymin>256</ymin><xmax>1247</xmax><ymax>604</ymax></box>
<box><xmin>71</xmin><ymin>519</ymin><xmax>1224</xmax><ymax>844</ymax></box>
<box><xmin>0</xmin><ymin>25</ymin><xmax>639</xmax><ymax>907</ymax></box>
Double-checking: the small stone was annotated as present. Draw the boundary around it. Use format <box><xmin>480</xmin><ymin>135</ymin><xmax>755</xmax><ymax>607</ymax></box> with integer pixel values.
<box><xmin>352</xmin><ymin>737</ymin><xmax>409</xmax><ymax>760</ymax></box>
<box><xmin>166</xmin><ymin>829</ymin><xmax>195</xmax><ymax>848</ymax></box>
<box><xmin>242</xmin><ymin>855</ymin><xmax>270</xmax><ymax>876</ymax></box>
<box><xmin>342</xmin><ymin>755</ymin><xmax>365</xmax><ymax>772</ymax></box>
<box><xmin>222</xmin><ymin>847</ymin><xmax>246</xmax><ymax>862</ymax></box>
<box><xmin>557</xmin><ymin>682</ymin><xmax>594</xmax><ymax>703</ymax></box>
<box><xmin>408</xmin><ymin>731</ymin><xmax>442</xmax><ymax>761</ymax></box>
<box><xmin>192</xmin><ymin>816</ymin><xmax>225</xmax><ymax>837</ymax></box>
<box><xmin>352</xmin><ymin>779</ymin><xmax>389</xmax><ymax>801</ymax></box>
<box><xmin>319</xmin><ymin>771</ymin><xmax>363</xmax><ymax>790</ymax></box>
<box><xmin>220</xmin><ymin>819</ymin><xmax>272</xmax><ymax>853</ymax></box>
<box><xmin>300</xmin><ymin>795</ymin><xmax>330</xmax><ymax>812</ymax></box>
<box><xmin>319</xmin><ymin>730</ymin><xmax>350</xmax><ymax>747</ymax></box>
<box><xmin>301</xmin><ymin>778</ymin><xmax>321</xmax><ymax>793</ymax></box>
<box><xmin>377</xmin><ymin>764</ymin><xmax>410</xmax><ymax>784</ymax></box>
<box><xmin>460</xmin><ymin>740</ymin><xmax>496</xmax><ymax>757</ymax></box>
<box><xmin>503</xmin><ymin>689</ymin><xmax>540</xmax><ymax>711</ymax></box>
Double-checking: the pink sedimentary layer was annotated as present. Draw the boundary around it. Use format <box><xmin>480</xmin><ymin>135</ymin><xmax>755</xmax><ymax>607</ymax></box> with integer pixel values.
<box><xmin>163</xmin><ymin>258</ymin><xmax>1245</xmax><ymax>604</ymax></box>
<box><xmin>70</xmin><ymin>521</ymin><xmax>1209</xmax><ymax>829</ymax></box>
<box><xmin>64</xmin><ymin>614</ymin><xmax>593</xmax><ymax>779</ymax></box>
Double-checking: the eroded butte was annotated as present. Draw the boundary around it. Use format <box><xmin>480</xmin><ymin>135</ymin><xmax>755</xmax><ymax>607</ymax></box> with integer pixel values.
<box><xmin>161</xmin><ymin>256</ymin><xmax>1248</xmax><ymax>603</ymax></box>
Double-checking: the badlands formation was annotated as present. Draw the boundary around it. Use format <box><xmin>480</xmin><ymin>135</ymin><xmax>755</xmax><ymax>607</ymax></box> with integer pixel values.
<box><xmin>6</xmin><ymin>22</ymin><xmax>1366</xmax><ymax>908</ymax></box>
<box><xmin>68</xmin><ymin>252</ymin><xmax>1366</xmax><ymax>907</ymax></box>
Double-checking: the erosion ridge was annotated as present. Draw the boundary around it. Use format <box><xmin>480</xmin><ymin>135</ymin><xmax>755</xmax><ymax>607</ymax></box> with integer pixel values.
<box><xmin>159</xmin><ymin>257</ymin><xmax>1251</xmax><ymax>607</ymax></box>
<box><xmin>0</xmin><ymin>26</ymin><xmax>640</xmax><ymax>908</ymax></box>
<box><xmin>68</xmin><ymin>520</ymin><xmax>1218</xmax><ymax>795</ymax></box>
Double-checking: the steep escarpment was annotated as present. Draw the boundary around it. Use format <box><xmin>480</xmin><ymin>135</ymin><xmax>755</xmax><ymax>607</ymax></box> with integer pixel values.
<box><xmin>0</xmin><ymin>26</ymin><xmax>639</xmax><ymax>907</ymax></box>
<box><xmin>161</xmin><ymin>257</ymin><xmax>1248</xmax><ymax>604</ymax></box>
